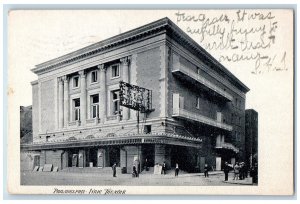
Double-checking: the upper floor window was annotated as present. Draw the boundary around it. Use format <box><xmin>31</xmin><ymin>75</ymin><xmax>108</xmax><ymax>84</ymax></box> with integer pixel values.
<box><xmin>111</xmin><ymin>64</ymin><xmax>120</xmax><ymax>78</ymax></box>
<box><xmin>73</xmin><ymin>76</ymin><xmax>79</xmax><ymax>88</ymax></box>
<box><xmin>217</xmin><ymin>112</ymin><xmax>222</xmax><ymax>123</ymax></box>
<box><xmin>73</xmin><ymin>98</ymin><xmax>80</xmax><ymax>121</ymax></box>
<box><xmin>90</xmin><ymin>94</ymin><xmax>99</xmax><ymax>119</ymax></box>
<box><xmin>196</xmin><ymin>97</ymin><xmax>200</xmax><ymax>109</ymax></box>
<box><xmin>111</xmin><ymin>90</ymin><xmax>120</xmax><ymax>115</ymax></box>
<box><xmin>197</xmin><ymin>67</ymin><xmax>201</xmax><ymax>75</ymax></box>
<box><xmin>46</xmin><ymin>136</ymin><xmax>50</xmax><ymax>142</ymax></box>
<box><xmin>91</xmin><ymin>71</ymin><xmax>98</xmax><ymax>83</ymax></box>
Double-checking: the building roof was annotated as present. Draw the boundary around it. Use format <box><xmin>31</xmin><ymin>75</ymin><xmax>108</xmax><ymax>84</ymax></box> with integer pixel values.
<box><xmin>246</xmin><ymin>109</ymin><xmax>258</xmax><ymax>114</ymax></box>
<box><xmin>31</xmin><ymin>17</ymin><xmax>249</xmax><ymax>93</ymax></box>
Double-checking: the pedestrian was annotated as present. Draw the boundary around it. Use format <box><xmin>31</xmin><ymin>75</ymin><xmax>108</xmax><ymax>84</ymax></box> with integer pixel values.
<box><xmin>239</xmin><ymin>162</ymin><xmax>244</xmax><ymax>180</ymax></box>
<box><xmin>244</xmin><ymin>163</ymin><xmax>248</xmax><ymax>178</ymax></box>
<box><xmin>204</xmin><ymin>164</ymin><xmax>209</xmax><ymax>178</ymax></box>
<box><xmin>112</xmin><ymin>163</ymin><xmax>117</xmax><ymax>177</ymax></box>
<box><xmin>132</xmin><ymin>164</ymin><xmax>138</xmax><ymax>178</ymax></box>
<box><xmin>233</xmin><ymin>162</ymin><xmax>240</xmax><ymax>180</ymax></box>
<box><xmin>162</xmin><ymin>161</ymin><xmax>166</xmax><ymax>175</ymax></box>
<box><xmin>224</xmin><ymin>162</ymin><xmax>230</xmax><ymax>181</ymax></box>
<box><xmin>144</xmin><ymin>159</ymin><xmax>149</xmax><ymax>171</ymax></box>
<box><xmin>251</xmin><ymin>163</ymin><xmax>258</xmax><ymax>184</ymax></box>
<box><xmin>175</xmin><ymin>163</ymin><xmax>179</xmax><ymax>177</ymax></box>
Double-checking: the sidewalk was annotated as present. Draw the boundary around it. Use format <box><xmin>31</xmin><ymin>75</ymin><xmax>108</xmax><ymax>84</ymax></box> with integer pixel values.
<box><xmin>138</xmin><ymin>170</ymin><xmax>224</xmax><ymax>179</ymax></box>
<box><xmin>222</xmin><ymin>177</ymin><xmax>254</xmax><ymax>185</ymax></box>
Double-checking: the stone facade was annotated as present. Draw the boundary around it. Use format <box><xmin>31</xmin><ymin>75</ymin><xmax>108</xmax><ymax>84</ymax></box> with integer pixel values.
<box><xmin>21</xmin><ymin>18</ymin><xmax>249</xmax><ymax>173</ymax></box>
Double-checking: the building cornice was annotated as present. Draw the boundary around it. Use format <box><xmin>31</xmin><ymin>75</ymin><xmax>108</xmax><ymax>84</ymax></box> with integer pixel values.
<box><xmin>31</xmin><ymin>17</ymin><xmax>249</xmax><ymax>93</ymax></box>
<box><xmin>30</xmin><ymin>80</ymin><xmax>38</xmax><ymax>85</ymax></box>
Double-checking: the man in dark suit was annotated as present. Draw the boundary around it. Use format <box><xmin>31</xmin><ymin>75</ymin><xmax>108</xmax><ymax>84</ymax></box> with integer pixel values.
<box><xmin>112</xmin><ymin>163</ymin><xmax>117</xmax><ymax>177</ymax></box>
<box><xmin>162</xmin><ymin>161</ymin><xmax>166</xmax><ymax>175</ymax></box>
<box><xmin>224</xmin><ymin>162</ymin><xmax>230</xmax><ymax>181</ymax></box>
<box><xmin>133</xmin><ymin>165</ymin><xmax>138</xmax><ymax>178</ymax></box>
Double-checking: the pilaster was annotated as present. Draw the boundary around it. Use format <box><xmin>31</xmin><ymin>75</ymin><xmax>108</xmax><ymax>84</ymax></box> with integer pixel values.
<box><xmin>63</xmin><ymin>75</ymin><xmax>69</xmax><ymax>128</ymax></box>
<box><xmin>98</xmin><ymin>64</ymin><xmax>107</xmax><ymax>123</ymax></box>
<box><xmin>58</xmin><ymin>77</ymin><xmax>64</xmax><ymax>129</ymax></box>
<box><xmin>79</xmin><ymin>70</ymin><xmax>87</xmax><ymax>126</ymax></box>
<box><xmin>120</xmin><ymin>56</ymin><xmax>131</xmax><ymax>120</ymax></box>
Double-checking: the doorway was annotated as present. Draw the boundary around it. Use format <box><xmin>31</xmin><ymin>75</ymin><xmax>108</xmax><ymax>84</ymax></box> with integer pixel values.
<box><xmin>108</xmin><ymin>147</ymin><xmax>120</xmax><ymax>167</ymax></box>
<box><xmin>86</xmin><ymin>148</ymin><xmax>98</xmax><ymax>167</ymax></box>
<box><xmin>216</xmin><ymin>157</ymin><xmax>222</xmax><ymax>171</ymax></box>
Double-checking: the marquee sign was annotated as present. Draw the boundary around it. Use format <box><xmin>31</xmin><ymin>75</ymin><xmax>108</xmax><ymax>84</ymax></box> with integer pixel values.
<box><xmin>119</xmin><ymin>81</ymin><xmax>153</xmax><ymax>113</ymax></box>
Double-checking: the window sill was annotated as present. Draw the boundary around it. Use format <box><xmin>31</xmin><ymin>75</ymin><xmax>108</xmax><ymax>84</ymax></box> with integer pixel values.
<box><xmin>72</xmin><ymin>86</ymin><xmax>80</xmax><ymax>90</ymax></box>
<box><xmin>90</xmin><ymin>81</ymin><xmax>99</xmax><ymax>85</ymax></box>
<box><xmin>111</xmin><ymin>76</ymin><xmax>120</xmax><ymax>80</ymax></box>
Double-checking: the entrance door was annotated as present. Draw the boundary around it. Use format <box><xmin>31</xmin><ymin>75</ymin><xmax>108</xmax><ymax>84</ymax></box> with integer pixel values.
<box><xmin>89</xmin><ymin>148</ymin><xmax>97</xmax><ymax>167</ymax></box>
<box><xmin>231</xmin><ymin>157</ymin><xmax>236</xmax><ymax>166</ymax></box>
<box><xmin>200</xmin><ymin>157</ymin><xmax>205</xmax><ymax>173</ymax></box>
<box><xmin>72</xmin><ymin>154</ymin><xmax>78</xmax><ymax>167</ymax></box>
<box><xmin>108</xmin><ymin>147</ymin><xmax>120</xmax><ymax>167</ymax></box>
<box><xmin>216</xmin><ymin>157</ymin><xmax>222</xmax><ymax>171</ymax></box>
<box><xmin>141</xmin><ymin>145</ymin><xmax>154</xmax><ymax>168</ymax></box>
<box><xmin>33</xmin><ymin>155</ymin><xmax>40</xmax><ymax>168</ymax></box>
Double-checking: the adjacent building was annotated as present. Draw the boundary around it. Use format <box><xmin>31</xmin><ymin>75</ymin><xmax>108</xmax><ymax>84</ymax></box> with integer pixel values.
<box><xmin>21</xmin><ymin>17</ymin><xmax>250</xmax><ymax>173</ymax></box>
<box><xmin>245</xmin><ymin>109</ymin><xmax>258</xmax><ymax>168</ymax></box>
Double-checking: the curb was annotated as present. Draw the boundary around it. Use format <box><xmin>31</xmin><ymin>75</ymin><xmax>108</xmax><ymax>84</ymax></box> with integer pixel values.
<box><xmin>222</xmin><ymin>180</ymin><xmax>254</xmax><ymax>185</ymax></box>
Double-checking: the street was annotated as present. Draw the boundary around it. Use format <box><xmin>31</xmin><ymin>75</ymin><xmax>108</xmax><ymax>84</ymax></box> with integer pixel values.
<box><xmin>21</xmin><ymin>170</ymin><xmax>253</xmax><ymax>186</ymax></box>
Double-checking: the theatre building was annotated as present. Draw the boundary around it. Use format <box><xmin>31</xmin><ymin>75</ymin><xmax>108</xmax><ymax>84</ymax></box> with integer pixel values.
<box><xmin>21</xmin><ymin>17</ymin><xmax>250</xmax><ymax>173</ymax></box>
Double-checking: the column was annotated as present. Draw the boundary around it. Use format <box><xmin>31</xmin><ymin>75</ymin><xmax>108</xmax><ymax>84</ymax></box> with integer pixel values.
<box><xmin>78</xmin><ymin>149</ymin><xmax>86</xmax><ymax>168</ymax></box>
<box><xmin>98</xmin><ymin>64</ymin><xmax>107</xmax><ymax>123</ymax></box>
<box><xmin>58</xmin><ymin>77</ymin><xmax>64</xmax><ymax>129</ymax></box>
<box><xmin>79</xmin><ymin>70</ymin><xmax>87</xmax><ymax>126</ymax></box>
<box><xmin>154</xmin><ymin>144</ymin><xmax>171</xmax><ymax>168</ymax></box>
<box><xmin>63</xmin><ymin>75</ymin><xmax>69</xmax><ymax>128</ymax></box>
<box><xmin>97</xmin><ymin>148</ymin><xmax>106</xmax><ymax>168</ymax></box>
<box><xmin>120</xmin><ymin>56</ymin><xmax>131</xmax><ymax>120</ymax></box>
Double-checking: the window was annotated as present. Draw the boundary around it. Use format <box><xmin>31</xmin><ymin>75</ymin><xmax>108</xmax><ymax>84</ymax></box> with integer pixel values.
<box><xmin>73</xmin><ymin>98</ymin><xmax>80</xmax><ymax>121</ymax></box>
<box><xmin>144</xmin><ymin>125</ymin><xmax>152</xmax><ymax>134</ymax></box>
<box><xmin>73</xmin><ymin>76</ymin><xmax>79</xmax><ymax>88</ymax></box>
<box><xmin>90</xmin><ymin>94</ymin><xmax>99</xmax><ymax>119</ymax></box>
<box><xmin>197</xmin><ymin>67</ymin><xmax>201</xmax><ymax>75</ymax></box>
<box><xmin>237</xmin><ymin>132</ymin><xmax>241</xmax><ymax>142</ymax></box>
<box><xmin>111</xmin><ymin>90</ymin><xmax>120</xmax><ymax>115</ymax></box>
<box><xmin>217</xmin><ymin>112</ymin><xmax>222</xmax><ymax>123</ymax></box>
<box><xmin>46</xmin><ymin>136</ymin><xmax>50</xmax><ymax>142</ymax></box>
<box><xmin>196</xmin><ymin>97</ymin><xmax>200</xmax><ymax>109</ymax></box>
<box><xmin>91</xmin><ymin>71</ymin><xmax>98</xmax><ymax>83</ymax></box>
<box><xmin>111</xmin><ymin>65</ymin><xmax>120</xmax><ymax>78</ymax></box>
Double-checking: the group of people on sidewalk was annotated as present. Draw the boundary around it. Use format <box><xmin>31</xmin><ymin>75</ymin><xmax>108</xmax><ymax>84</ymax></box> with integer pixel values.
<box><xmin>223</xmin><ymin>161</ymin><xmax>249</xmax><ymax>181</ymax></box>
<box><xmin>233</xmin><ymin>162</ymin><xmax>248</xmax><ymax>180</ymax></box>
<box><xmin>157</xmin><ymin>162</ymin><xmax>180</xmax><ymax>177</ymax></box>
<box><xmin>223</xmin><ymin>161</ymin><xmax>258</xmax><ymax>184</ymax></box>
<box><xmin>112</xmin><ymin>160</ymin><xmax>258</xmax><ymax>184</ymax></box>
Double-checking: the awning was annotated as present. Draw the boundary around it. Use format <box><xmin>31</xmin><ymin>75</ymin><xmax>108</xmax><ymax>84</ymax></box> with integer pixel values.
<box><xmin>21</xmin><ymin>133</ymin><xmax>202</xmax><ymax>151</ymax></box>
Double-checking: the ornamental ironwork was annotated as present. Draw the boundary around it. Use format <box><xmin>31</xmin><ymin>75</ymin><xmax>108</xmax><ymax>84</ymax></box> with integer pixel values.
<box><xmin>119</xmin><ymin>81</ymin><xmax>153</xmax><ymax>113</ymax></box>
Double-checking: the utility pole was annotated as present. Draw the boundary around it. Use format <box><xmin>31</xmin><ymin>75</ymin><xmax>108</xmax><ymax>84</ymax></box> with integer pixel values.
<box><xmin>137</xmin><ymin>110</ymin><xmax>140</xmax><ymax>134</ymax></box>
